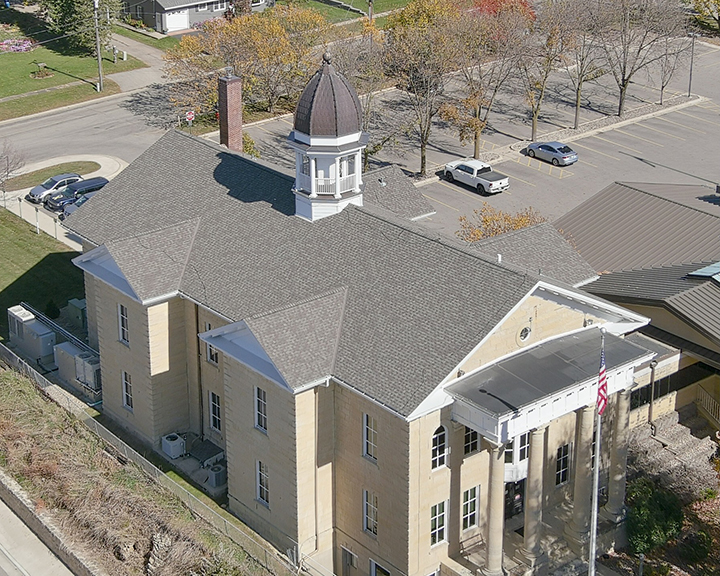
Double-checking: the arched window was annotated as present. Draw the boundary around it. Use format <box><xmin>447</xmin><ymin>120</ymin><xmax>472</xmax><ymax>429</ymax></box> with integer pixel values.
<box><xmin>431</xmin><ymin>426</ymin><xmax>447</xmax><ymax>469</ymax></box>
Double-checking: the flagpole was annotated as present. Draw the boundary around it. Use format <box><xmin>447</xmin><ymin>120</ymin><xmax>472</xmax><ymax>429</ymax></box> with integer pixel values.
<box><xmin>589</xmin><ymin>328</ymin><xmax>607</xmax><ymax>576</ymax></box>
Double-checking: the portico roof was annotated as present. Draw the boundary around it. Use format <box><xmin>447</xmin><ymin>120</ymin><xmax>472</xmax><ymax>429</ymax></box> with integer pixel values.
<box><xmin>447</xmin><ymin>329</ymin><xmax>652</xmax><ymax>418</ymax></box>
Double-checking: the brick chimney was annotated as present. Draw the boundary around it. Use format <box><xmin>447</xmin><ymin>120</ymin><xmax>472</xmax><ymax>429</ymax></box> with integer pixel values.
<box><xmin>218</xmin><ymin>74</ymin><xmax>243</xmax><ymax>153</ymax></box>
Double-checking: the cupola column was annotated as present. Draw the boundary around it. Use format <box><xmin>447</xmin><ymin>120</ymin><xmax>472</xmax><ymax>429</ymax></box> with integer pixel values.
<box><xmin>310</xmin><ymin>157</ymin><xmax>317</xmax><ymax>198</ymax></box>
<box><xmin>334</xmin><ymin>157</ymin><xmax>342</xmax><ymax>198</ymax></box>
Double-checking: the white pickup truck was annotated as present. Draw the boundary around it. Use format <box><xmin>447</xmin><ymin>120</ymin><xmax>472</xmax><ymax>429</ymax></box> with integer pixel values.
<box><xmin>444</xmin><ymin>158</ymin><xmax>509</xmax><ymax>195</ymax></box>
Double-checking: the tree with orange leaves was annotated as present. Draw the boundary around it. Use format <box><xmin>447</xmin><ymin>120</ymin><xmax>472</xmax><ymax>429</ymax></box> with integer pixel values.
<box><xmin>457</xmin><ymin>202</ymin><xmax>546</xmax><ymax>242</ymax></box>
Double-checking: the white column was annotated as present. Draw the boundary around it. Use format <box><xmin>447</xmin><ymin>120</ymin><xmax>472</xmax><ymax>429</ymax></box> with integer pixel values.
<box><xmin>482</xmin><ymin>440</ymin><xmax>506</xmax><ymax>576</ymax></box>
<box><xmin>602</xmin><ymin>389</ymin><xmax>631</xmax><ymax>523</ymax></box>
<box><xmin>334</xmin><ymin>157</ymin><xmax>341</xmax><ymax>198</ymax></box>
<box><xmin>356</xmin><ymin>150</ymin><xmax>363</xmax><ymax>189</ymax></box>
<box><xmin>310</xmin><ymin>157</ymin><xmax>317</xmax><ymax>198</ymax></box>
<box><xmin>564</xmin><ymin>404</ymin><xmax>595</xmax><ymax>555</ymax></box>
<box><xmin>517</xmin><ymin>426</ymin><xmax>548</xmax><ymax>575</ymax></box>
<box><xmin>295</xmin><ymin>152</ymin><xmax>301</xmax><ymax>190</ymax></box>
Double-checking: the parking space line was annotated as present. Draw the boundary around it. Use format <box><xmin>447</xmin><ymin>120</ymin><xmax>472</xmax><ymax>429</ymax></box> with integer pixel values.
<box><xmin>590</xmin><ymin>134</ymin><xmax>642</xmax><ymax>153</ymax></box>
<box><xmin>571</xmin><ymin>142</ymin><xmax>620</xmax><ymax>161</ymax></box>
<box><xmin>579</xmin><ymin>159</ymin><xmax>598</xmax><ymax>168</ymax></box>
<box><xmin>423</xmin><ymin>193</ymin><xmax>459</xmax><ymax>211</ymax></box>
<box><xmin>657</xmin><ymin>117</ymin><xmax>706</xmax><ymax>134</ymax></box>
<box><xmin>637</xmin><ymin>124</ymin><xmax>685</xmax><ymax>141</ymax></box>
<box><xmin>676</xmin><ymin>110</ymin><xmax>720</xmax><ymax>127</ymax></box>
<box><xmin>508</xmin><ymin>174</ymin><xmax>536</xmax><ymax>187</ymax></box>
<box><xmin>438</xmin><ymin>179</ymin><xmax>489</xmax><ymax>200</ymax></box>
<box><xmin>511</xmin><ymin>156</ymin><xmax>571</xmax><ymax>179</ymax></box>
<box><xmin>614</xmin><ymin>128</ymin><xmax>663</xmax><ymax>147</ymax></box>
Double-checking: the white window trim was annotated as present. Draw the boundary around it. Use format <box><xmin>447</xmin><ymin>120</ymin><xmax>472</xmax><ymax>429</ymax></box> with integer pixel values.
<box><xmin>430</xmin><ymin>501</ymin><xmax>446</xmax><ymax>546</ymax></box>
<box><xmin>197</xmin><ymin>2</ymin><xmax>208</xmax><ymax>9</ymax></box>
<box><xmin>363</xmin><ymin>489</ymin><xmax>378</xmax><ymax>536</ymax></box>
<box><xmin>464</xmin><ymin>426</ymin><xmax>478</xmax><ymax>455</ymax></box>
<box><xmin>462</xmin><ymin>486</ymin><xmax>478</xmax><ymax>531</ymax></box>
<box><xmin>257</xmin><ymin>461</ymin><xmax>269</xmax><ymax>506</ymax></box>
<box><xmin>363</xmin><ymin>413</ymin><xmax>377</xmax><ymax>462</ymax></box>
<box><xmin>213</xmin><ymin>1</ymin><xmax>226</xmax><ymax>10</ymax></box>
<box><xmin>556</xmin><ymin>443</ymin><xmax>571</xmax><ymax>486</ymax></box>
<box><xmin>205</xmin><ymin>322</ymin><xmax>219</xmax><ymax>365</ymax></box>
<box><xmin>118</xmin><ymin>303</ymin><xmax>129</xmax><ymax>344</ymax></box>
<box><xmin>122</xmin><ymin>371</ymin><xmax>133</xmax><ymax>411</ymax></box>
<box><xmin>255</xmin><ymin>386</ymin><xmax>267</xmax><ymax>433</ymax></box>
<box><xmin>370</xmin><ymin>559</ymin><xmax>390</xmax><ymax>576</ymax></box>
<box><xmin>431</xmin><ymin>426</ymin><xmax>447</xmax><ymax>470</ymax></box>
<box><xmin>209</xmin><ymin>391</ymin><xmax>221</xmax><ymax>432</ymax></box>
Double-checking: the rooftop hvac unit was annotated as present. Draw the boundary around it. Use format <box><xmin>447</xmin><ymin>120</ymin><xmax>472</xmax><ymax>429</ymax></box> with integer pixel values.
<box><xmin>207</xmin><ymin>464</ymin><xmax>227</xmax><ymax>487</ymax></box>
<box><xmin>162</xmin><ymin>433</ymin><xmax>185</xmax><ymax>459</ymax></box>
<box><xmin>75</xmin><ymin>352</ymin><xmax>101</xmax><ymax>391</ymax></box>
<box><xmin>7</xmin><ymin>305</ymin><xmax>35</xmax><ymax>343</ymax></box>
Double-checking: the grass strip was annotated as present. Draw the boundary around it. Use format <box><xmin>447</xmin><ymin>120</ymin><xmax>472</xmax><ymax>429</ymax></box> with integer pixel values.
<box><xmin>0</xmin><ymin>79</ymin><xmax>121</xmax><ymax>122</ymax></box>
<box><xmin>5</xmin><ymin>162</ymin><xmax>102</xmax><ymax>192</ymax></box>
<box><xmin>112</xmin><ymin>24</ymin><xmax>181</xmax><ymax>51</ymax></box>
<box><xmin>0</xmin><ymin>210</ymin><xmax>84</xmax><ymax>340</ymax></box>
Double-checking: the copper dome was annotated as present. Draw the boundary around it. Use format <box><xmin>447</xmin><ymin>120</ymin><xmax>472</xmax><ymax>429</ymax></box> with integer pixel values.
<box><xmin>293</xmin><ymin>54</ymin><xmax>363</xmax><ymax>138</ymax></box>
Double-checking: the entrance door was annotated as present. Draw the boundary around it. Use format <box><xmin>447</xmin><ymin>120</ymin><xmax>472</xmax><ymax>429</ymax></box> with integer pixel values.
<box><xmin>504</xmin><ymin>479</ymin><xmax>525</xmax><ymax>519</ymax></box>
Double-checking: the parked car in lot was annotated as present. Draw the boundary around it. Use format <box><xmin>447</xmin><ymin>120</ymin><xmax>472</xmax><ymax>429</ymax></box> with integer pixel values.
<box><xmin>59</xmin><ymin>190</ymin><xmax>99</xmax><ymax>221</ymax></box>
<box><xmin>444</xmin><ymin>158</ymin><xmax>510</xmax><ymax>195</ymax></box>
<box><xmin>526</xmin><ymin>141</ymin><xmax>578</xmax><ymax>166</ymax></box>
<box><xmin>25</xmin><ymin>173</ymin><xmax>82</xmax><ymax>204</ymax></box>
<box><xmin>44</xmin><ymin>177</ymin><xmax>109</xmax><ymax>212</ymax></box>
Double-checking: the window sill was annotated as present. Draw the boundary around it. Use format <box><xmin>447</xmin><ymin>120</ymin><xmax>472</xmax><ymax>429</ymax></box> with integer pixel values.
<box><xmin>123</xmin><ymin>405</ymin><xmax>134</xmax><ymax>413</ymax></box>
<box><xmin>363</xmin><ymin>529</ymin><xmax>377</xmax><ymax>540</ymax></box>
<box><xmin>256</xmin><ymin>499</ymin><xmax>270</xmax><ymax>510</ymax></box>
<box><xmin>118</xmin><ymin>339</ymin><xmax>130</xmax><ymax>348</ymax></box>
<box><xmin>254</xmin><ymin>426</ymin><xmax>268</xmax><ymax>436</ymax></box>
<box><xmin>362</xmin><ymin>454</ymin><xmax>378</xmax><ymax>466</ymax></box>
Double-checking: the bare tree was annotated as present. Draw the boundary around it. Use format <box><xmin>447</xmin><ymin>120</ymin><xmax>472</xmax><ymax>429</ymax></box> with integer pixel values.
<box><xmin>519</xmin><ymin>1</ymin><xmax>570</xmax><ymax>141</ymax></box>
<box><xmin>443</xmin><ymin>2</ymin><xmax>532</xmax><ymax>158</ymax></box>
<box><xmin>559</xmin><ymin>0</ymin><xmax>604</xmax><ymax>129</ymax></box>
<box><xmin>1</xmin><ymin>140</ymin><xmax>26</xmax><ymax>208</ymax></box>
<box><xmin>656</xmin><ymin>36</ymin><xmax>690</xmax><ymax>104</ymax></box>
<box><xmin>592</xmin><ymin>0</ymin><xmax>687</xmax><ymax>116</ymax></box>
<box><xmin>384</xmin><ymin>0</ymin><xmax>460</xmax><ymax>176</ymax></box>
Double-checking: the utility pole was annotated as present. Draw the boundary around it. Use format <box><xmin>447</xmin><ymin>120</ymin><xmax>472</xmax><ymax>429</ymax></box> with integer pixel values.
<box><xmin>688</xmin><ymin>33</ymin><xmax>698</xmax><ymax>98</ymax></box>
<box><xmin>94</xmin><ymin>0</ymin><xmax>104</xmax><ymax>92</ymax></box>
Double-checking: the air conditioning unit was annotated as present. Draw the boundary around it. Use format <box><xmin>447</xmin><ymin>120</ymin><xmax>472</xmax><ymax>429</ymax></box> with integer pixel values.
<box><xmin>67</xmin><ymin>298</ymin><xmax>87</xmax><ymax>330</ymax></box>
<box><xmin>7</xmin><ymin>305</ymin><xmax>35</xmax><ymax>343</ymax></box>
<box><xmin>75</xmin><ymin>352</ymin><xmax>101</xmax><ymax>391</ymax></box>
<box><xmin>162</xmin><ymin>433</ymin><xmax>185</xmax><ymax>459</ymax></box>
<box><xmin>207</xmin><ymin>464</ymin><xmax>227</xmax><ymax>487</ymax></box>
<box><xmin>19</xmin><ymin>320</ymin><xmax>56</xmax><ymax>360</ymax></box>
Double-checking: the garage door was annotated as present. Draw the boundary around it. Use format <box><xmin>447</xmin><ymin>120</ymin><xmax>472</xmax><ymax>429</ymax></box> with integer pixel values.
<box><xmin>165</xmin><ymin>9</ymin><xmax>189</xmax><ymax>32</ymax></box>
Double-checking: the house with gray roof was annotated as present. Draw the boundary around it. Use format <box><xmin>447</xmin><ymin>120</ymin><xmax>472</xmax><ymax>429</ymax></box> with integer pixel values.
<box><xmin>556</xmin><ymin>182</ymin><xmax>720</xmax><ymax>430</ymax></box>
<box><xmin>64</xmin><ymin>58</ymin><xmax>654</xmax><ymax>576</ymax></box>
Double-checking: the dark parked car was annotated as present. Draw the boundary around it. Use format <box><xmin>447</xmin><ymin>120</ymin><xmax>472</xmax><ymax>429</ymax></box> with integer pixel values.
<box><xmin>26</xmin><ymin>173</ymin><xmax>82</xmax><ymax>204</ymax></box>
<box><xmin>526</xmin><ymin>141</ymin><xmax>578</xmax><ymax>166</ymax></box>
<box><xmin>44</xmin><ymin>177</ymin><xmax>109</xmax><ymax>212</ymax></box>
<box><xmin>59</xmin><ymin>190</ymin><xmax>99</xmax><ymax>220</ymax></box>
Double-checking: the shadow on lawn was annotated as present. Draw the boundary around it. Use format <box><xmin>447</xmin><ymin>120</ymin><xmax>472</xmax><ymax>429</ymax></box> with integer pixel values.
<box><xmin>0</xmin><ymin>251</ymin><xmax>84</xmax><ymax>340</ymax></box>
<box><xmin>0</xmin><ymin>8</ymin><xmax>89</xmax><ymax>57</ymax></box>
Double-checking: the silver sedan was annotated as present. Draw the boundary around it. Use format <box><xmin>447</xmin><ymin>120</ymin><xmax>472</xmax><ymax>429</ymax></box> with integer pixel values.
<box><xmin>527</xmin><ymin>141</ymin><xmax>578</xmax><ymax>166</ymax></box>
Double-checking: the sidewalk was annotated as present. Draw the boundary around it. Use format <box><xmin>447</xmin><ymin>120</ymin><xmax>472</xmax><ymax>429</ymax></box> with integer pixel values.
<box><xmin>106</xmin><ymin>33</ymin><xmax>169</xmax><ymax>92</ymax></box>
<box><xmin>2</xmin><ymin>154</ymin><xmax>128</xmax><ymax>252</ymax></box>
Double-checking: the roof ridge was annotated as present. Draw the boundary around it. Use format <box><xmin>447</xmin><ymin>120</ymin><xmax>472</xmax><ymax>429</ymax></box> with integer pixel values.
<box><xmin>105</xmin><ymin>216</ymin><xmax>201</xmax><ymax>246</ymax></box>
<box><xmin>246</xmin><ymin>286</ymin><xmax>349</xmax><ymax>322</ymax></box>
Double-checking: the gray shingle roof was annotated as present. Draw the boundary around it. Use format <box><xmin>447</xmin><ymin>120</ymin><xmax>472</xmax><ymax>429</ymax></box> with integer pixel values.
<box><xmin>67</xmin><ymin>131</ymin><xmax>561</xmax><ymax>416</ymax></box>
<box><xmin>245</xmin><ymin>288</ymin><xmax>347</xmax><ymax>389</ymax></box>
<box><xmin>472</xmin><ymin>222</ymin><xmax>597</xmax><ymax>287</ymax></box>
<box><xmin>554</xmin><ymin>182</ymin><xmax>720</xmax><ymax>273</ymax></box>
<box><xmin>362</xmin><ymin>165</ymin><xmax>435</xmax><ymax>221</ymax></box>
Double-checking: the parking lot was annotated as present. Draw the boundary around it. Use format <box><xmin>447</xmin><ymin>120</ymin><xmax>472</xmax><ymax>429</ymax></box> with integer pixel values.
<box><xmin>237</xmin><ymin>39</ymin><xmax>720</xmax><ymax>239</ymax></box>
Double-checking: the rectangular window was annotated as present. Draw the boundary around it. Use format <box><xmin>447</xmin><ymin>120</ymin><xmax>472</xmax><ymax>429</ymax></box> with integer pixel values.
<box><xmin>205</xmin><ymin>322</ymin><xmax>219</xmax><ymax>364</ymax></box>
<box><xmin>430</xmin><ymin>501</ymin><xmax>446</xmax><ymax>545</ymax></box>
<box><xmin>556</xmin><ymin>443</ymin><xmax>570</xmax><ymax>485</ymax></box>
<box><xmin>464</xmin><ymin>426</ymin><xmax>478</xmax><ymax>455</ymax></box>
<box><xmin>591</xmin><ymin>434</ymin><xmax>597</xmax><ymax>469</ymax></box>
<box><xmin>118</xmin><ymin>304</ymin><xmax>129</xmax><ymax>344</ymax></box>
<box><xmin>213</xmin><ymin>1</ymin><xmax>226</xmax><ymax>10</ymax></box>
<box><xmin>257</xmin><ymin>461</ymin><xmax>269</xmax><ymax>505</ymax></box>
<box><xmin>462</xmin><ymin>487</ymin><xmax>477</xmax><ymax>530</ymax></box>
<box><xmin>363</xmin><ymin>489</ymin><xmax>378</xmax><ymax>535</ymax></box>
<box><xmin>196</xmin><ymin>2</ymin><xmax>207</xmax><ymax>9</ymax></box>
<box><xmin>519</xmin><ymin>432</ymin><xmax>530</xmax><ymax>461</ymax></box>
<box><xmin>209</xmin><ymin>391</ymin><xmax>221</xmax><ymax>432</ymax></box>
<box><xmin>255</xmin><ymin>387</ymin><xmax>267</xmax><ymax>432</ymax></box>
<box><xmin>370</xmin><ymin>560</ymin><xmax>390</xmax><ymax>576</ymax></box>
<box><xmin>364</xmin><ymin>414</ymin><xmax>377</xmax><ymax>461</ymax></box>
<box><xmin>301</xmin><ymin>155</ymin><xmax>310</xmax><ymax>176</ymax></box>
<box><xmin>504</xmin><ymin>439</ymin><xmax>514</xmax><ymax>463</ymax></box>
<box><xmin>122</xmin><ymin>371</ymin><xmax>133</xmax><ymax>410</ymax></box>
<box><xmin>341</xmin><ymin>548</ymin><xmax>357</xmax><ymax>576</ymax></box>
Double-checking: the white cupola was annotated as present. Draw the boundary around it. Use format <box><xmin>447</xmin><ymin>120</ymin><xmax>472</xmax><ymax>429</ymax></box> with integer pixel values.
<box><xmin>287</xmin><ymin>54</ymin><xmax>369</xmax><ymax>222</ymax></box>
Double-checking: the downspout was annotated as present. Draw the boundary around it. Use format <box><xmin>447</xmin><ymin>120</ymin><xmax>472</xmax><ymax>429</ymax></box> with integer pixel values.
<box><xmin>648</xmin><ymin>360</ymin><xmax>658</xmax><ymax>436</ymax></box>
<box><xmin>196</xmin><ymin>303</ymin><xmax>204</xmax><ymax>438</ymax></box>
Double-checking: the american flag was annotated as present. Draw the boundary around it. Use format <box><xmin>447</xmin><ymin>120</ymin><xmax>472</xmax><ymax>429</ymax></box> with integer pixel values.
<box><xmin>597</xmin><ymin>338</ymin><xmax>608</xmax><ymax>415</ymax></box>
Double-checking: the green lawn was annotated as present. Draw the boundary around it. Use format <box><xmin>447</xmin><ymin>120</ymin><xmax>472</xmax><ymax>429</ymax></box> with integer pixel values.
<box><xmin>4</xmin><ymin>162</ymin><xmax>101</xmax><ymax>192</ymax></box>
<box><xmin>0</xmin><ymin>210</ymin><xmax>84</xmax><ymax>340</ymax></box>
<box><xmin>0</xmin><ymin>10</ymin><xmax>146</xmax><ymax>99</ymax></box>
<box><xmin>0</xmin><ymin>79</ymin><xmax>122</xmax><ymax>121</ymax></box>
<box><xmin>112</xmin><ymin>24</ymin><xmax>181</xmax><ymax>51</ymax></box>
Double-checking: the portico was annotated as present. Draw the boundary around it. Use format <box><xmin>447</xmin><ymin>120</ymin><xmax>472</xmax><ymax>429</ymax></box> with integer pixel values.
<box><xmin>446</xmin><ymin>328</ymin><xmax>654</xmax><ymax>575</ymax></box>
